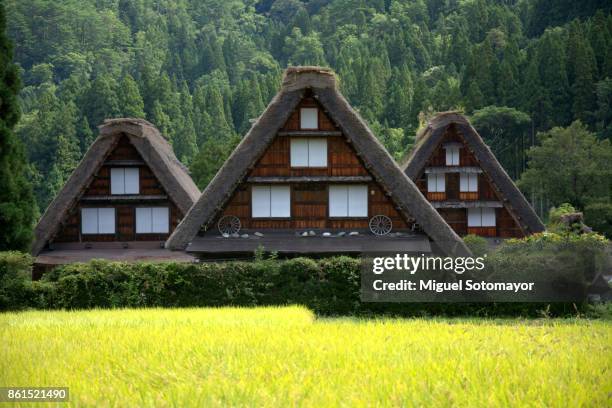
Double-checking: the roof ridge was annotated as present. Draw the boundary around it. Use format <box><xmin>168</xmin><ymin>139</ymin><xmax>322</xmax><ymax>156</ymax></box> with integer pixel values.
<box><xmin>281</xmin><ymin>66</ymin><xmax>337</xmax><ymax>92</ymax></box>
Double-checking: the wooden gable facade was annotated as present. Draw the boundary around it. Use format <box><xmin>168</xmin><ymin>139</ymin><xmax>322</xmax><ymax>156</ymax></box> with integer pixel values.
<box><xmin>403</xmin><ymin>113</ymin><xmax>545</xmax><ymax>239</ymax></box>
<box><xmin>32</xmin><ymin>118</ymin><xmax>200</xmax><ymax>257</ymax></box>
<box><xmin>167</xmin><ymin>67</ymin><xmax>471</xmax><ymax>258</ymax></box>
<box><xmin>219</xmin><ymin>95</ymin><xmax>412</xmax><ymax>232</ymax></box>
<box><xmin>52</xmin><ymin>135</ymin><xmax>182</xmax><ymax>244</ymax></box>
<box><xmin>413</xmin><ymin>125</ymin><xmax>523</xmax><ymax>237</ymax></box>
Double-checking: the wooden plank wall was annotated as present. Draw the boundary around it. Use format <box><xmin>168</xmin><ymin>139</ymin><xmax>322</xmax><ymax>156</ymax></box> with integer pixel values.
<box><xmin>497</xmin><ymin>207</ymin><xmax>523</xmax><ymax>237</ymax></box>
<box><xmin>217</xmin><ymin>97</ymin><xmax>413</xmax><ymax>231</ymax></box>
<box><xmin>52</xmin><ymin>135</ymin><xmax>182</xmax><ymax>243</ymax></box>
<box><xmin>280</xmin><ymin>96</ymin><xmax>337</xmax><ymax>131</ymax></box>
<box><xmin>54</xmin><ymin>203</ymin><xmax>181</xmax><ymax>242</ymax></box>
<box><xmin>84</xmin><ymin>137</ymin><xmax>165</xmax><ymax>196</ymax></box>
<box><xmin>220</xmin><ymin>182</ymin><xmax>410</xmax><ymax>230</ymax></box>
<box><xmin>249</xmin><ymin>136</ymin><xmax>369</xmax><ymax>178</ymax></box>
<box><xmin>438</xmin><ymin>209</ymin><xmax>467</xmax><ymax>236</ymax></box>
<box><xmin>467</xmin><ymin>226</ymin><xmax>497</xmax><ymax>237</ymax></box>
<box><xmin>416</xmin><ymin>126</ymin><xmax>525</xmax><ymax>238</ymax></box>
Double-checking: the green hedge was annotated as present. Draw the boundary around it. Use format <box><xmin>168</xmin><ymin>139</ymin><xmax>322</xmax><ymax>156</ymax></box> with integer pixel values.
<box><xmin>28</xmin><ymin>256</ymin><xmax>363</xmax><ymax>314</ymax></box>
<box><xmin>0</xmin><ymin>251</ymin><xmax>38</xmax><ymax>310</ymax></box>
<box><xmin>1</xmin><ymin>232</ymin><xmax>609</xmax><ymax>317</ymax></box>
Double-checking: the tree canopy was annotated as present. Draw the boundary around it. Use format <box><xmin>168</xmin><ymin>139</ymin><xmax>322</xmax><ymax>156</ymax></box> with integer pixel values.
<box><xmin>519</xmin><ymin>121</ymin><xmax>612</xmax><ymax>210</ymax></box>
<box><xmin>0</xmin><ymin>1</ymin><xmax>36</xmax><ymax>251</ymax></box>
<box><xmin>5</xmin><ymin>0</ymin><xmax>612</xmax><ymax>222</ymax></box>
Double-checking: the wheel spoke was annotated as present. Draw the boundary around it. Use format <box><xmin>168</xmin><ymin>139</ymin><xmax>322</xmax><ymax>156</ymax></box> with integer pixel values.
<box><xmin>218</xmin><ymin>215</ymin><xmax>241</xmax><ymax>235</ymax></box>
<box><xmin>369</xmin><ymin>215</ymin><xmax>392</xmax><ymax>236</ymax></box>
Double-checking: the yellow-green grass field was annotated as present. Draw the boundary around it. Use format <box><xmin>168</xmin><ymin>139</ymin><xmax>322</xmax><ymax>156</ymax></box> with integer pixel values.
<box><xmin>1</xmin><ymin>307</ymin><xmax>611</xmax><ymax>407</ymax></box>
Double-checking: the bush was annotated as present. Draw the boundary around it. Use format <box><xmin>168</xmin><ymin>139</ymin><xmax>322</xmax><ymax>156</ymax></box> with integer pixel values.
<box><xmin>463</xmin><ymin>234</ymin><xmax>489</xmax><ymax>257</ymax></box>
<box><xmin>584</xmin><ymin>202</ymin><xmax>612</xmax><ymax>238</ymax></box>
<box><xmin>486</xmin><ymin>232</ymin><xmax>609</xmax><ymax>302</ymax></box>
<box><xmin>0</xmin><ymin>251</ymin><xmax>35</xmax><ymax>310</ymax></box>
<box><xmin>0</xmin><ymin>236</ymin><xmax>609</xmax><ymax>317</ymax></box>
<box><xmin>548</xmin><ymin>203</ymin><xmax>577</xmax><ymax>224</ymax></box>
<box><xmin>547</xmin><ymin>203</ymin><xmax>578</xmax><ymax>233</ymax></box>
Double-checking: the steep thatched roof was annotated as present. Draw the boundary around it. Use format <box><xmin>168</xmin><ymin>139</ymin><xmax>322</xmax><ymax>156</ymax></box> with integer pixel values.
<box><xmin>32</xmin><ymin>118</ymin><xmax>200</xmax><ymax>255</ymax></box>
<box><xmin>403</xmin><ymin>112</ymin><xmax>545</xmax><ymax>234</ymax></box>
<box><xmin>166</xmin><ymin>67</ymin><xmax>471</xmax><ymax>257</ymax></box>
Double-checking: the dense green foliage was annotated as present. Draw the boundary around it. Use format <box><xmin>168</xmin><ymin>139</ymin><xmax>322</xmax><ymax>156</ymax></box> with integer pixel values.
<box><xmin>2</xmin><ymin>231</ymin><xmax>608</xmax><ymax>315</ymax></box>
<box><xmin>462</xmin><ymin>234</ymin><xmax>489</xmax><ymax>257</ymax></box>
<box><xmin>584</xmin><ymin>201</ymin><xmax>612</xmax><ymax>238</ymax></box>
<box><xmin>470</xmin><ymin>106</ymin><xmax>531</xmax><ymax>179</ymax></box>
<box><xmin>547</xmin><ymin>202</ymin><xmax>579</xmax><ymax>225</ymax></box>
<box><xmin>6</xmin><ymin>0</ymin><xmax>612</xmax><ymax>221</ymax></box>
<box><xmin>518</xmin><ymin>121</ymin><xmax>612</xmax><ymax>212</ymax></box>
<box><xmin>488</xmin><ymin>232</ymin><xmax>609</xmax><ymax>300</ymax></box>
<box><xmin>0</xmin><ymin>251</ymin><xmax>35</xmax><ymax>309</ymax></box>
<box><xmin>0</xmin><ymin>2</ymin><xmax>36</xmax><ymax>251</ymax></box>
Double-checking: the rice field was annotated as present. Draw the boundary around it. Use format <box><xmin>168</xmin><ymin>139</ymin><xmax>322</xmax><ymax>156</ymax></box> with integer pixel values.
<box><xmin>1</xmin><ymin>306</ymin><xmax>611</xmax><ymax>407</ymax></box>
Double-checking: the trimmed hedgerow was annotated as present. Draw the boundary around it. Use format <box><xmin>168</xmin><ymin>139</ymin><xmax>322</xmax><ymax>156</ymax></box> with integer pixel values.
<box><xmin>33</xmin><ymin>256</ymin><xmax>362</xmax><ymax>314</ymax></box>
<box><xmin>1</xmin><ymin>231</ymin><xmax>609</xmax><ymax>317</ymax></box>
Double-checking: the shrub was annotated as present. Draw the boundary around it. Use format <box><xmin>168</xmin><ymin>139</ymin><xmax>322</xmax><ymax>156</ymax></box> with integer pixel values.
<box><xmin>0</xmin><ymin>235</ymin><xmax>609</xmax><ymax>317</ymax></box>
<box><xmin>548</xmin><ymin>203</ymin><xmax>577</xmax><ymax>224</ymax></box>
<box><xmin>547</xmin><ymin>203</ymin><xmax>577</xmax><ymax>232</ymax></box>
<box><xmin>487</xmin><ymin>232</ymin><xmax>609</xmax><ymax>301</ymax></box>
<box><xmin>0</xmin><ymin>251</ymin><xmax>35</xmax><ymax>310</ymax></box>
<box><xmin>463</xmin><ymin>234</ymin><xmax>489</xmax><ymax>257</ymax></box>
<box><xmin>584</xmin><ymin>201</ymin><xmax>612</xmax><ymax>238</ymax></box>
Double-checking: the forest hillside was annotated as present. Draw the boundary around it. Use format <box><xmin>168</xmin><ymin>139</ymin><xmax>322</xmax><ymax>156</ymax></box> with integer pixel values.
<box><xmin>6</xmin><ymin>0</ymin><xmax>612</xmax><ymax>219</ymax></box>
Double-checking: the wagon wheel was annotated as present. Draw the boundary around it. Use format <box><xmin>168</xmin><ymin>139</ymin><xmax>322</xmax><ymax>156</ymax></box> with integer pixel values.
<box><xmin>369</xmin><ymin>215</ymin><xmax>393</xmax><ymax>236</ymax></box>
<box><xmin>217</xmin><ymin>215</ymin><xmax>241</xmax><ymax>235</ymax></box>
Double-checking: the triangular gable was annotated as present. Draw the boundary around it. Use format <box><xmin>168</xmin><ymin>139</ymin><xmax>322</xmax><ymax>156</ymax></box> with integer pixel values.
<box><xmin>32</xmin><ymin>118</ymin><xmax>200</xmax><ymax>255</ymax></box>
<box><xmin>402</xmin><ymin>112</ymin><xmax>545</xmax><ymax>235</ymax></box>
<box><xmin>167</xmin><ymin>67</ymin><xmax>471</xmax><ymax>257</ymax></box>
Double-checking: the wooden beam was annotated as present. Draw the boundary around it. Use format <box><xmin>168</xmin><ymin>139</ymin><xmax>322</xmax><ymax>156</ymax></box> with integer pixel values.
<box><xmin>277</xmin><ymin>130</ymin><xmax>342</xmax><ymax>137</ymax></box>
<box><xmin>247</xmin><ymin>176</ymin><xmax>373</xmax><ymax>183</ymax></box>
<box><xmin>431</xmin><ymin>200</ymin><xmax>503</xmax><ymax>209</ymax></box>
<box><xmin>425</xmin><ymin>166</ymin><xmax>483</xmax><ymax>174</ymax></box>
<box><xmin>104</xmin><ymin>159</ymin><xmax>146</xmax><ymax>166</ymax></box>
<box><xmin>80</xmin><ymin>195</ymin><xmax>168</xmax><ymax>201</ymax></box>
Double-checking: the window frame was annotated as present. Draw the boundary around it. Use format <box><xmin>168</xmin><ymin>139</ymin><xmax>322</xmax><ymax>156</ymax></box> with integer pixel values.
<box><xmin>251</xmin><ymin>185</ymin><xmax>291</xmax><ymax>218</ymax></box>
<box><xmin>290</xmin><ymin>137</ymin><xmax>328</xmax><ymax>168</ymax></box>
<box><xmin>81</xmin><ymin>207</ymin><xmax>116</xmax><ymax>235</ymax></box>
<box><xmin>135</xmin><ymin>207</ymin><xmax>170</xmax><ymax>234</ymax></box>
<box><xmin>110</xmin><ymin>167</ymin><xmax>140</xmax><ymax>195</ymax></box>
<box><xmin>427</xmin><ymin>173</ymin><xmax>446</xmax><ymax>193</ymax></box>
<box><xmin>328</xmin><ymin>184</ymin><xmax>368</xmax><ymax>218</ymax></box>
<box><xmin>445</xmin><ymin>146</ymin><xmax>460</xmax><ymax>166</ymax></box>
<box><xmin>460</xmin><ymin>173</ymin><xmax>478</xmax><ymax>192</ymax></box>
<box><xmin>467</xmin><ymin>207</ymin><xmax>496</xmax><ymax>227</ymax></box>
<box><xmin>299</xmin><ymin>107</ymin><xmax>319</xmax><ymax>130</ymax></box>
